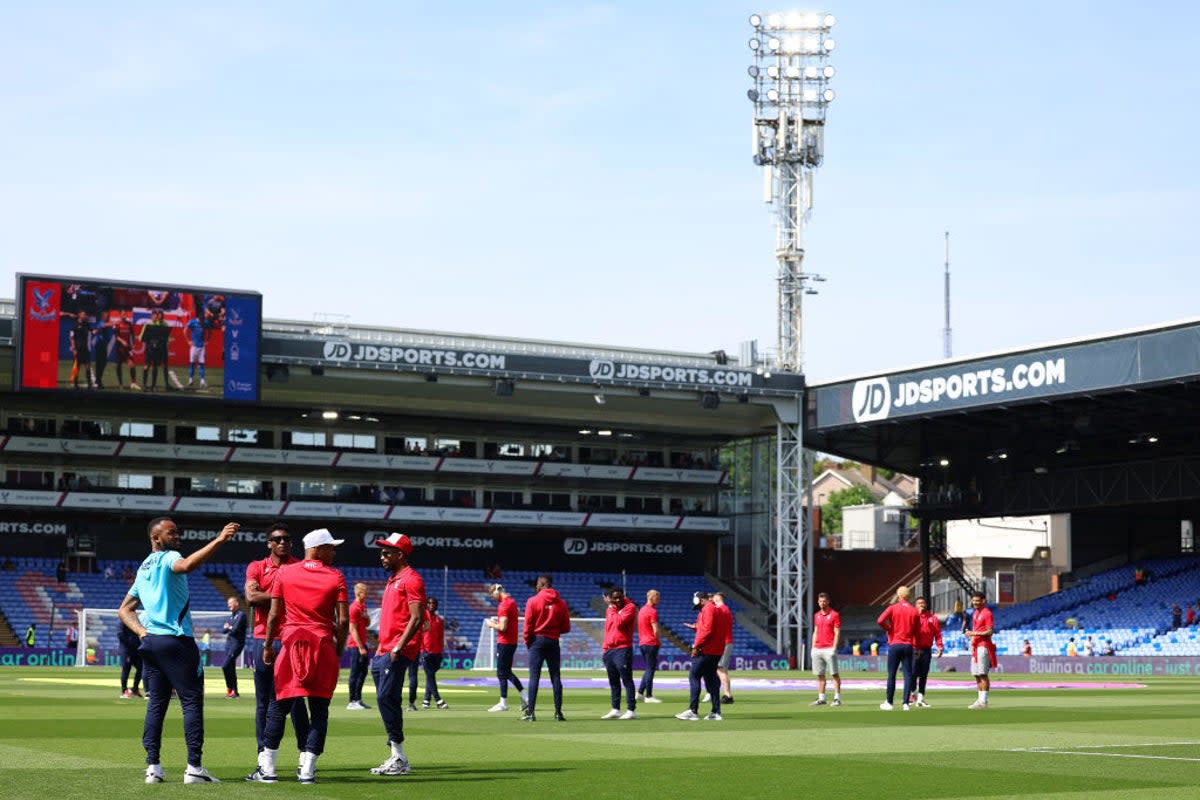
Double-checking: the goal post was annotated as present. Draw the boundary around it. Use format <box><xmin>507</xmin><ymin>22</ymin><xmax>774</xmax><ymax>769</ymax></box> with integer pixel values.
<box><xmin>473</xmin><ymin>618</ymin><xmax>606</xmax><ymax>671</ymax></box>
<box><xmin>76</xmin><ymin>608</ymin><xmax>235</xmax><ymax>668</ymax></box>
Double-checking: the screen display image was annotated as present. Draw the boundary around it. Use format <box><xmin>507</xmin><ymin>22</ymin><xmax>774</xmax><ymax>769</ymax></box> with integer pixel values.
<box><xmin>16</xmin><ymin>274</ymin><xmax>262</xmax><ymax>402</ymax></box>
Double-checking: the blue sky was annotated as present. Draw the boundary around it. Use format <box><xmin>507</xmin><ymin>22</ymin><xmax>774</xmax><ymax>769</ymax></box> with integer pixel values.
<box><xmin>3</xmin><ymin>1</ymin><xmax>1198</xmax><ymax>382</ymax></box>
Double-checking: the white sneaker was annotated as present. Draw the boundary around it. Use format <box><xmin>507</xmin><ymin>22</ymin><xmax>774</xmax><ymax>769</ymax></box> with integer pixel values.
<box><xmin>370</xmin><ymin>755</ymin><xmax>411</xmax><ymax>776</ymax></box>
<box><xmin>145</xmin><ymin>764</ymin><xmax>164</xmax><ymax>784</ymax></box>
<box><xmin>600</xmin><ymin>709</ymin><xmax>622</xmax><ymax>719</ymax></box>
<box><xmin>488</xmin><ymin>701</ymin><xmax>508</xmax><ymax>713</ymax></box>
<box><xmin>703</xmin><ymin>712</ymin><xmax>723</xmax><ymax>721</ymax></box>
<box><xmin>916</xmin><ymin>700</ymin><xmax>931</xmax><ymax>708</ymax></box>
<box><xmin>298</xmin><ymin>752</ymin><xmax>317</xmax><ymax>785</ymax></box>
<box><xmin>701</xmin><ymin>692</ymin><xmax>712</xmax><ymax>703</ymax></box>
<box><xmin>810</xmin><ymin>699</ymin><xmax>827</xmax><ymax>706</ymax></box>
<box><xmin>199</xmin><ymin>380</ymin><xmax>207</xmax><ymax>388</ymax></box>
<box><xmin>675</xmin><ymin>709</ymin><xmax>700</xmax><ymax>721</ymax></box>
<box><xmin>643</xmin><ymin>696</ymin><xmax>663</xmax><ymax>704</ymax></box>
<box><xmin>436</xmin><ymin>700</ymin><xmax>449</xmax><ymax>710</ymax></box>
<box><xmin>879</xmin><ymin>702</ymin><xmax>894</xmax><ymax>711</ymax></box>
<box><xmin>902</xmin><ymin>703</ymin><xmax>911</xmax><ymax>711</ymax></box>
<box><xmin>244</xmin><ymin>767</ymin><xmax>277</xmax><ymax>783</ymax></box>
<box><xmin>968</xmin><ymin>701</ymin><xmax>988</xmax><ymax>710</ymax></box>
<box><xmin>183</xmin><ymin>765</ymin><xmax>220</xmax><ymax>784</ymax></box>
<box><xmin>346</xmin><ymin>701</ymin><xmax>366</xmax><ymax>710</ymax></box>
<box><xmin>831</xmin><ymin>698</ymin><xmax>842</xmax><ymax>706</ymax></box>
<box><xmin>619</xmin><ymin>710</ymin><xmax>636</xmax><ymax>720</ymax></box>
<box><xmin>636</xmin><ymin>693</ymin><xmax>645</xmax><ymax>702</ymax></box>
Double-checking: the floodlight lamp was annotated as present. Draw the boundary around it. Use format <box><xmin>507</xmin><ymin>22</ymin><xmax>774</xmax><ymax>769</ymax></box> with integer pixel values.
<box><xmin>767</xmin><ymin>37</ymin><xmax>781</xmax><ymax>51</ymax></box>
<box><xmin>766</xmin><ymin>88</ymin><xmax>780</xmax><ymax>102</ymax></box>
<box><xmin>803</xmin><ymin>65</ymin><xmax>818</xmax><ymax>78</ymax></box>
<box><xmin>763</xmin><ymin>370</ymin><xmax>772</xmax><ymax>379</ymax></box>
<box><xmin>823</xmin><ymin>88</ymin><xmax>836</xmax><ymax>101</ymax></box>
<box><xmin>823</xmin><ymin>14</ymin><xmax>836</xmax><ymax>28</ymax></box>
<box><xmin>749</xmin><ymin>37</ymin><xmax>761</xmax><ymax>51</ymax></box>
<box><xmin>785</xmin><ymin>12</ymin><xmax>804</xmax><ymax>29</ymax></box>
<box><xmin>598</xmin><ymin>430</ymin><xmax>613</xmax><ymax>437</ymax></box>
<box><xmin>321</xmin><ymin>410</ymin><xmax>339</xmax><ymax>420</ymax></box>
<box><xmin>823</xmin><ymin>65</ymin><xmax>836</xmax><ymax>78</ymax></box>
<box><xmin>748</xmin><ymin>65</ymin><xmax>760</xmax><ymax>77</ymax></box>
<box><xmin>803</xmin><ymin>13</ymin><xmax>821</xmax><ymax>29</ymax></box>
<box><xmin>593</xmin><ymin>392</ymin><xmax>606</xmax><ymax>405</ymax></box>
<box><xmin>823</xmin><ymin>37</ymin><xmax>836</xmax><ymax>51</ymax></box>
<box><xmin>749</xmin><ymin>13</ymin><xmax>762</xmax><ymax>27</ymax></box>
<box><xmin>938</xmin><ymin>458</ymin><xmax>950</xmax><ymax>467</ymax></box>
<box><xmin>747</xmin><ymin>89</ymin><xmax>759</xmax><ymax>102</ymax></box>
<box><xmin>766</xmin><ymin>65</ymin><xmax>780</xmax><ymax>78</ymax></box>
<box><xmin>767</xmin><ymin>13</ymin><xmax>783</xmax><ymax>29</ymax></box>
<box><xmin>1148</xmin><ymin>435</ymin><xmax>1159</xmax><ymax>443</ymax></box>
<box><xmin>786</xmin><ymin>65</ymin><xmax>801</xmax><ymax>78</ymax></box>
<box><xmin>803</xmin><ymin>35</ymin><xmax>820</xmax><ymax>52</ymax></box>
<box><xmin>782</xmin><ymin>35</ymin><xmax>801</xmax><ymax>53</ymax></box>
<box><xmin>802</xmin><ymin>88</ymin><xmax>817</xmax><ymax>102</ymax></box>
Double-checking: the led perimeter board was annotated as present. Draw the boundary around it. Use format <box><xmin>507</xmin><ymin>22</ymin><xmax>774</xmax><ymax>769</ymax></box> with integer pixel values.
<box><xmin>15</xmin><ymin>273</ymin><xmax>262</xmax><ymax>402</ymax></box>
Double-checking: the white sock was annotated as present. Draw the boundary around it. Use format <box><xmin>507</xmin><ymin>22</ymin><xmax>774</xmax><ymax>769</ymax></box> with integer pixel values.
<box><xmin>980</xmin><ymin>690</ymin><xmax>989</xmax><ymax>702</ymax></box>
<box><xmin>817</xmin><ymin>693</ymin><xmax>825</xmax><ymax>701</ymax></box>
<box><xmin>917</xmin><ymin>693</ymin><xmax>924</xmax><ymax>702</ymax></box>
<box><xmin>390</xmin><ymin>741</ymin><xmax>407</xmax><ymax>761</ymax></box>
<box><xmin>833</xmin><ymin>692</ymin><xmax>840</xmax><ymax>700</ymax></box>
<box><xmin>498</xmin><ymin>698</ymin><xmax>508</xmax><ymax>708</ymax></box>
<box><xmin>260</xmin><ymin>748</ymin><xmax>278</xmax><ymax>774</ymax></box>
<box><xmin>520</xmin><ymin>691</ymin><xmax>528</xmax><ymax>703</ymax></box>
<box><xmin>299</xmin><ymin>751</ymin><xmax>316</xmax><ymax>777</ymax></box>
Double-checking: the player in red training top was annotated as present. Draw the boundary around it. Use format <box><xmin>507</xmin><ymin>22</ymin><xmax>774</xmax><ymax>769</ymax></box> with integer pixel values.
<box><xmin>345</xmin><ymin>582</ymin><xmax>372</xmax><ymax>711</ymax></box>
<box><xmin>522</xmin><ymin>574</ymin><xmax>572</xmax><ymax>722</ymax></box>
<box><xmin>966</xmin><ymin>591</ymin><xmax>995</xmax><ymax>709</ymax></box>
<box><xmin>676</xmin><ymin>591</ymin><xmax>727</xmax><ymax>721</ymax></box>
<box><xmin>810</xmin><ymin>592</ymin><xmax>842</xmax><ymax>707</ymax></box>
<box><xmin>369</xmin><ymin>533</ymin><xmax>425</xmax><ymax>776</ymax></box>
<box><xmin>600</xmin><ymin>586</ymin><xmax>638</xmax><ymax>719</ymax></box>
<box><xmin>484</xmin><ymin>583</ymin><xmax>528</xmax><ymax>713</ymax></box>
<box><xmin>911</xmin><ymin>596</ymin><xmax>943</xmax><ymax>708</ymax></box>
<box><xmin>249</xmin><ymin>529</ymin><xmax>348</xmax><ymax>784</ymax></box>
<box><xmin>244</xmin><ymin>522</ymin><xmax>310</xmax><ymax>761</ymax></box>
<box><xmin>420</xmin><ymin>596</ymin><xmax>448</xmax><ymax>710</ymax></box>
<box><xmin>711</xmin><ymin>593</ymin><xmax>736</xmax><ymax>705</ymax></box>
<box><xmin>636</xmin><ymin>589</ymin><xmax>663</xmax><ymax>703</ymax></box>
<box><xmin>876</xmin><ymin>585</ymin><xmax>920</xmax><ymax>711</ymax></box>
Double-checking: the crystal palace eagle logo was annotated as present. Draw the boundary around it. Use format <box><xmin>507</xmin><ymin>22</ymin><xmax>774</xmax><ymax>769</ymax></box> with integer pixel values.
<box><xmin>29</xmin><ymin>288</ymin><xmax>56</xmax><ymax>322</ymax></box>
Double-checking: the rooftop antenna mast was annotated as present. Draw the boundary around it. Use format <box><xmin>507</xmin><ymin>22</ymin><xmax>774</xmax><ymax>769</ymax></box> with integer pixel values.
<box><xmin>942</xmin><ymin>230</ymin><xmax>952</xmax><ymax>359</ymax></box>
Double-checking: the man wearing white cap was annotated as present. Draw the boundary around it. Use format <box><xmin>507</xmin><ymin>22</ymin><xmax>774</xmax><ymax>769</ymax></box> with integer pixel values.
<box><xmin>369</xmin><ymin>532</ymin><xmax>425</xmax><ymax>777</ymax></box>
<box><xmin>246</xmin><ymin>528</ymin><xmax>348</xmax><ymax>785</ymax></box>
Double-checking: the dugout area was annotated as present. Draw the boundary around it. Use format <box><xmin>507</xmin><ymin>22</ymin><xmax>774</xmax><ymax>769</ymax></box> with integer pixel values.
<box><xmin>806</xmin><ymin>317</ymin><xmax>1200</xmax><ymax>587</ymax></box>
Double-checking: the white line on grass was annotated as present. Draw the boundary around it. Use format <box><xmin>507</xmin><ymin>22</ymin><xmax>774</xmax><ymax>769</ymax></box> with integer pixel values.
<box><xmin>1012</xmin><ymin>741</ymin><xmax>1200</xmax><ymax>762</ymax></box>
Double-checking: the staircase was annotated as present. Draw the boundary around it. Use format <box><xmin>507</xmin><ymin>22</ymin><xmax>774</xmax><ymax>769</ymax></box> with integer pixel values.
<box><xmin>930</xmin><ymin>523</ymin><xmax>982</xmax><ymax>595</ymax></box>
<box><xmin>0</xmin><ymin>609</ymin><xmax>19</xmax><ymax>647</ymax></box>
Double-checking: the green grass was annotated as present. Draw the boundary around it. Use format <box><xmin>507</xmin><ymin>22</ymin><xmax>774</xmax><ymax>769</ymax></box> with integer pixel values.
<box><xmin>2</xmin><ymin>667</ymin><xmax>1199</xmax><ymax>799</ymax></box>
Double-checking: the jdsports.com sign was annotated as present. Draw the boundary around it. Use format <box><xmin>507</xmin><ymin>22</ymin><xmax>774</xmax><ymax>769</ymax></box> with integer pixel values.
<box><xmin>588</xmin><ymin>360</ymin><xmax>754</xmax><ymax>388</ymax></box>
<box><xmin>852</xmin><ymin>358</ymin><xmax>1067</xmax><ymax>422</ymax></box>
<box><xmin>322</xmin><ymin>341</ymin><xmax>506</xmax><ymax>370</ymax></box>
<box><xmin>812</xmin><ymin>325</ymin><xmax>1200</xmax><ymax>429</ymax></box>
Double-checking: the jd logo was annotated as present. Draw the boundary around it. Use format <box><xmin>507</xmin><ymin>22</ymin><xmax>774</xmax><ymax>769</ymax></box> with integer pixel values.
<box><xmin>588</xmin><ymin>360</ymin><xmax>615</xmax><ymax>380</ymax></box>
<box><xmin>563</xmin><ymin>538</ymin><xmax>588</xmax><ymax>555</ymax></box>
<box><xmin>323</xmin><ymin>341</ymin><xmax>352</xmax><ymax>362</ymax></box>
<box><xmin>851</xmin><ymin>378</ymin><xmax>891</xmax><ymax>423</ymax></box>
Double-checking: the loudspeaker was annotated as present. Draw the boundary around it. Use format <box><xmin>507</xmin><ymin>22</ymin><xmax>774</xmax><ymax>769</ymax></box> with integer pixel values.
<box><xmin>700</xmin><ymin>392</ymin><xmax>720</xmax><ymax>410</ymax></box>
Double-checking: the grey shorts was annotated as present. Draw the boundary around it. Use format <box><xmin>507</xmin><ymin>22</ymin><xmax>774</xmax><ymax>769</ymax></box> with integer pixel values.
<box><xmin>970</xmin><ymin>645</ymin><xmax>991</xmax><ymax>676</ymax></box>
<box><xmin>812</xmin><ymin>647</ymin><xmax>838</xmax><ymax>677</ymax></box>
<box><xmin>718</xmin><ymin>643</ymin><xmax>733</xmax><ymax>669</ymax></box>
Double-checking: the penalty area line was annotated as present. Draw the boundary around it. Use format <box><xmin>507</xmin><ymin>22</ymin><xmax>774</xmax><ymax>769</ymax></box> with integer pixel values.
<box><xmin>1012</xmin><ymin>741</ymin><xmax>1200</xmax><ymax>762</ymax></box>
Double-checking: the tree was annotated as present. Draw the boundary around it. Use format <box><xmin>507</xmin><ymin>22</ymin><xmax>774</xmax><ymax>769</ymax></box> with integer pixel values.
<box><xmin>821</xmin><ymin>485</ymin><xmax>878</xmax><ymax>535</ymax></box>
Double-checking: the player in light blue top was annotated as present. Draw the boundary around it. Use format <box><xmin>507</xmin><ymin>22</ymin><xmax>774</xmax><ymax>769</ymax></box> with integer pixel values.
<box><xmin>185</xmin><ymin>313</ymin><xmax>210</xmax><ymax>387</ymax></box>
<box><xmin>119</xmin><ymin>516</ymin><xmax>239</xmax><ymax>784</ymax></box>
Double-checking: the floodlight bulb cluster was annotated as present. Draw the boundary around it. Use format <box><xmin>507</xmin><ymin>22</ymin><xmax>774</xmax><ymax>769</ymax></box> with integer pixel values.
<box><xmin>750</xmin><ymin>11</ymin><xmax>836</xmax><ymax>30</ymax></box>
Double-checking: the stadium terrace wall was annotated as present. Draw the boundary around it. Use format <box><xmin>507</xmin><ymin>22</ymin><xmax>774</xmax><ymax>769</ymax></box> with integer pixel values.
<box><xmin>0</xmin><ymin>513</ymin><xmax>710</xmax><ymax>573</ymax></box>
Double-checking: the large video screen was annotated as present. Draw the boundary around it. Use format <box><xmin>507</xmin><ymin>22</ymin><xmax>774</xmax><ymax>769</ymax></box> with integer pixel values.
<box><xmin>15</xmin><ymin>274</ymin><xmax>262</xmax><ymax>402</ymax></box>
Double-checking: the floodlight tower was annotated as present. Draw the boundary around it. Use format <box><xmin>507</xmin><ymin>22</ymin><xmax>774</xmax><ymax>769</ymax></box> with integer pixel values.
<box><xmin>746</xmin><ymin>11</ymin><xmax>836</xmax><ymax>659</ymax></box>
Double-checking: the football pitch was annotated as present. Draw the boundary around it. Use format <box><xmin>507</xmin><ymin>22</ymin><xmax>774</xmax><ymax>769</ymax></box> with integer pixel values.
<box><xmin>2</xmin><ymin>667</ymin><xmax>1198</xmax><ymax>799</ymax></box>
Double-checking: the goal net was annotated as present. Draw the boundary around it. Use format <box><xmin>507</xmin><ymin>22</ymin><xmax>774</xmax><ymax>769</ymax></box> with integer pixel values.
<box><xmin>76</xmin><ymin>608</ymin><xmax>237</xmax><ymax>668</ymax></box>
<box><xmin>474</xmin><ymin>618</ymin><xmax>605</xmax><ymax>671</ymax></box>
